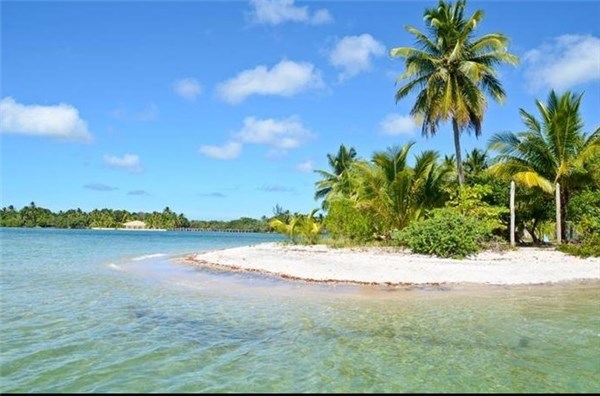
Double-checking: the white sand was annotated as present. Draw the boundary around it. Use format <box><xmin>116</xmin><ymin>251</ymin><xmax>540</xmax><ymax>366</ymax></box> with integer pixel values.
<box><xmin>184</xmin><ymin>242</ymin><xmax>600</xmax><ymax>286</ymax></box>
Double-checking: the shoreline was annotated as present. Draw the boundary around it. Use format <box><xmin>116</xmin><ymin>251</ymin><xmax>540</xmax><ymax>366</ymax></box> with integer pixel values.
<box><xmin>89</xmin><ymin>227</ymin><xmax>167</xmax><ymax>232</ymax></box>
<box><xmin>181</xmin><ymin>242</ymin><xmax>600</xmax><ymax>287</ymax></box>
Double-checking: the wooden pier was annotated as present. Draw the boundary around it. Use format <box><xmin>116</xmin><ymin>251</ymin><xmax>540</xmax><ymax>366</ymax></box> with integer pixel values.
<box><xmin>173</xmin><ymin>228</ymin><xmax>267</xmax><ymax>233</ymax></box>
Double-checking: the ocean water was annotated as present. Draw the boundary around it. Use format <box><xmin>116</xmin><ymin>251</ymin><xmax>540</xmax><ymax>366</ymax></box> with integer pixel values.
<box><xmin>1</xmin><ymin>228</ymin><xmax>599</xmax><ymax>393</ymax></box>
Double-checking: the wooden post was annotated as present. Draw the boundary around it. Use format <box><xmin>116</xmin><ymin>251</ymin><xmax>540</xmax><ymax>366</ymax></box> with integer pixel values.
<box><xmin>556</xmin><ymin>182</ymin><xmax>561</xmax><ymax>244</ymax></box>
<box><xmin>510</xmin><ymin>180</ymin><xmax>515</xmax><ymax>247</ymax></box>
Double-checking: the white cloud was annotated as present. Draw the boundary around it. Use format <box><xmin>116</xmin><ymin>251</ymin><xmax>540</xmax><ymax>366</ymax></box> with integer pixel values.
<box><xmin>523</xmin><ymin>34</ymin><xmax>600</xmax><ymax>92</ymax></box>
<box><xmin>329</xmin><ymin>34</ymin><xmax>385</xmax><ymax>80</ymax></box>
<box><xmin>249</xmin><ymin>0</ymin><xmax>332</xmax><ymax>25</ymax></box>
<box><xmin>103</xmin><ymin>154</ymin><xmax>143</xmax><ymax>173</ymax></box>
<box><xmin>173</xmin><ymin>78</ymin><xmax>202</xmax><ymax>101</ymax></box>
<box><xmin>296</xmin><ymin>160</ymin><xmax>313</xmax><ymax>173</ymax></box>
<box><xmin>199</xmin><ymin>141</ymin><xmax>242</xmax><ymax>160</ymax></box>
<box><xmin>216</xmin><ymin>60</ymin><xmax>323</xmax><ymax>104</ymax></box>
<box><xmin>379</xmin><ymin>114</ymin><xmax>417</xmax><ymax>136</ymax></box>
<box><xmin>235</xmin><ymin>116</ymin><xmax>314</xmax><ymax>150</ymax></box>
<box><xmin>0</xmin><ymin>97</ymin><xmax>92</xmax><ymax>141</ymax></box>
<box><xmin>199</xmin><ymin>116</ymin><xmax>314</xmax><ymax>161</ymax></box>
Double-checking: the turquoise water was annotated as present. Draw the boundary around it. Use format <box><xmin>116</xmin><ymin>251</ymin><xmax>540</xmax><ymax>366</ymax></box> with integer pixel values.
<box><xmin>1</xmin><ymin>228</ymin><xmax>599</xmax><ymax>392</ymax></box>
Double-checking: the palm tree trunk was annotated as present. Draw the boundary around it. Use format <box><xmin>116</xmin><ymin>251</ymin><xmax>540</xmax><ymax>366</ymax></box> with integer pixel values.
<box><xmin>452</xmin><ymin>118</ymin><xmax>465</xmax><ymax>186</ymax></box>
<box><xmin>561</xmin><ymin>188</ymin><xmax>569</xmax><ymax>242</ymax></box>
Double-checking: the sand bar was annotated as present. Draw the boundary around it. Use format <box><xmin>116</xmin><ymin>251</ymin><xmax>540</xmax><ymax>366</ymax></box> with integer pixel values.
<box><xmin>183</xmin><ymin>242</ymin><xmax>600</xmax><ymax>286</ymax></box>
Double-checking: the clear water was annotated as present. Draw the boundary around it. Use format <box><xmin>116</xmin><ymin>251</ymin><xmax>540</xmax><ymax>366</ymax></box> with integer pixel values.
<box><xmin>1</xmin><ymin>228</ymin><xmax>599</xmax><ymax>392</ymax></box>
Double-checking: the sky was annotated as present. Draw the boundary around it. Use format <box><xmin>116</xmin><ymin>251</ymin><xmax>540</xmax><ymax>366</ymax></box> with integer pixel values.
<box><xmin>1</xmin><ymin>0</ymin><xmax>599</xmax><ymax>220</ymax></box>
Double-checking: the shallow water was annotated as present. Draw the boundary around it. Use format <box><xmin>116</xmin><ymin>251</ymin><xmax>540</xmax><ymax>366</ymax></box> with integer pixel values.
<box><xmin>1</xmin><ymin>228</ymin><xmax>599</xmax><ymax>392</ymax></box>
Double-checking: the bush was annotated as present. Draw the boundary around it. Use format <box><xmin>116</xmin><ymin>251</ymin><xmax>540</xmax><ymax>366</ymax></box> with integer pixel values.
<box><xmin>559</xmin><ymin>214</ymin><xmax>600</xmax><ymax>257</ymax></box>
<box><xmin>444</xmin><ymin>184</ymin><xmax>508</xmax><ymax>237</ymax></box>
<box><xmin>323</xmin><ymin>198</ymin><xmax>375</xmax><ymax>242</ymax></box>
<box><xmin>560</xmin><ymin>189</ymin><xmax>600</xmax><ymax>257</ymax></box>
<box><xmin>269</xmin><ymin>209</ymin><xmax>322</xmax><ymax>245</ymax></box>
<box><xmin>393</xmin><ymin>211</ymin><xmax>485</xmax><ymax>259</ymax></box>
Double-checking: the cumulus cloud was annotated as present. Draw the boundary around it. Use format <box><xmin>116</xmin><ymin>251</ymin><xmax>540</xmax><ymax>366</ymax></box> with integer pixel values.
<box><xmin>83</xmin><ymin>183</ymin><xmax>117</xmax><ymax>191</ymax></box>
<box><xmin>0</xmin><ymin>97</ymin><xmax>92</xmax><ymax>141</ymax></box>
<box><xmin>216</xmin><ymin>60</ymin><xmax>323</xmax><ymax>104</ymax></box>
<box><xmin>249</xmin><ymin>0</ymin><xmax>332</xmax><ymax>25</ymax></box>
<box><xmin>379</xmin><ymin>114</ymin><xmax>417</xmax><ymax>136</ymax></box>
<box><xmin>296</xmin><ymin>160</ymin><xmax>313</xmax><ymax>173</ymax></box>
<box><xmin>329</xmin><ymin>34</ymin><xmax>385</xmax><ymax>80</ymax></box>
<box><xmin>199</xmin><ymin>116</ymin><xmax>313</xmax><ymax>160</ymax></box>
<box><xmin>199</xmin><ymin>141</ymin><xmax>243</xmax><ymax>160</ymax></box>
<box><xmin>173</xmin><ymin>78</ymin><xmax>202</xmax><ymax>101</ymax></box>
<box><xmin>523</xmin><ymin>34</ymin><xmax>600</xmax><ymax>92</ymax></box>
<box><xmin>103</xmin><ymin>154</ymin><xmax>143</xmax><ymax>173</ymax></box>
<box><xmin>235</xmin><ymin>116</ymin><xmax>314</xmax><ymax>149</ymax></box>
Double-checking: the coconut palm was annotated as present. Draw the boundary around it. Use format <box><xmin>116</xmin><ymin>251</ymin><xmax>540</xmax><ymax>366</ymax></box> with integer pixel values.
<box><xmin>349</xmin><ymin>142</ymin><xmax>452</xmax><ymax>231</ymax></box>
<box><xmin>489</xmin><ymin>90</ymin><xmax>600</xmax><ymax>240</ymax></box>
<box><xmin>314</xmin><ymin>144</ymin><xmax>357</xmax><ymax>206</ymax></box>
<box><xmin>463</xmin><ymin>148</ymin><xmax>489</xmax><ymax>176</ymax></box>
<box><xmin>390</xmin><ymin>0</ymin><xmax>518</xmax><ymax>185</ymax></box>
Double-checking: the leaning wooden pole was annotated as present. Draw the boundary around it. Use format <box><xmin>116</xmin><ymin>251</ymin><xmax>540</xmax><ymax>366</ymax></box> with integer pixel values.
<box><xmin>556</xmin><ymin>182</ymin><xmax>561</xmax><ymax>244</ymax></box>
<box><xmin>510</xmin><ymin>180</ymin><xmax>515</xmax><ymax>247</ymax></box>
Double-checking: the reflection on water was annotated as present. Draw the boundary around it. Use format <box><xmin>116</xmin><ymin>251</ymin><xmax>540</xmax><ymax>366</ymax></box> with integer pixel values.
<box><xmin>1</xmin><ymin>228</ymin><xmax>599</xmax><ymax>393</ymax></box>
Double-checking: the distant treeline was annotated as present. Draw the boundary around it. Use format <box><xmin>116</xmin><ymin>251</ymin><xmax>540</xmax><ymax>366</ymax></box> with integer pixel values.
<box><xmin>0</xmin><ymin>202</ymin><xmax>281</xmax><ymax>232</ymax></box>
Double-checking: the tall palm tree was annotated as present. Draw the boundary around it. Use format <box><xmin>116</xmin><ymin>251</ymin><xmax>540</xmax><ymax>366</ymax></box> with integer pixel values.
<box><xmin>314</xmin><ymin>144</ymin><xmax>357</xmax><ymax>206</ymax></box>
<box><xmin>488</xmin><ymin>90</ymin><xmax>600</xmax><ymax>240</ymax></box>
<box><xmin>390</xmin><ymin>0</ymin><xmax>518</xmax><ymax>185</ymax></box>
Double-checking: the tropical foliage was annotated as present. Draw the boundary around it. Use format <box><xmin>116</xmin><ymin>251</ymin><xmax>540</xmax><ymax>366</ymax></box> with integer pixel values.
<box><xmin>269</xmin><ymin>209</ymin><xmax>322</xmax><ymax>245</ymax></box>
<box><xmin>322</xmin><ymin>142</ymin><xmax>452</xmax><ymax>240</ymax></box>
<box><xmin>442</xmin><ymin>184</ymin><xmax>508</xmax><ymax>237</ymax></box>
<box><xmin>0</xmin><ymin>203</ymin><xmax>274</xmax><ymax>232</ymax></box>
<box><xmin>314</xmin><ymin>144</ymin><xmax>357</xmax><ymax>208</ymax></box>
<box><xmin>390</xmin><ymin>0</ymin><xmax>518</xmax><ymax>185</ymax></box>
<box><xmin>558</xmin><ymin>189</ymin><xmax>600</xmax><ymax>257</ymax></box>
<box><xmin>489</xmin><ymin>90</ymin><xmax>600</xmax><ymax>240</ymax></box>
<box><xmin>323</xmin><ymin>197</ymin><xmax>376</xmax><ymax>242</ymax></box>
<box><xmin>313</xmin><ymin>89</ymin><xmax>597</xmax><ymax>256</ymax></box>
<box><xmin>393</xmin><ymin>211</ymin><xmax>484</xmax><ymax>258</ymax></box>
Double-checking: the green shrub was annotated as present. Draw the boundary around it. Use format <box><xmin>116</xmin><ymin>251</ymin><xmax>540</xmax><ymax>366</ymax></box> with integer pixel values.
<box><xmin>559</xmin><ymin>214</ymin><xmax>600</xmax><ymax>257</ymax></box>
<box><xmin>269</xmin><ymin>209</ymin><xmax>322</xmax><ymax>245</ymax></box>
<box><xmin>559</xmin><ymin>189</ymin><xmax>600</xmax><ymax>257</ymax></box>
<box><xmin>393</xmin><ymin>211</ymin><xmax>485</xmax><ymax>258</ymax></box>
<box><xmin>323</xmin><ymin>198</ymin><xmax>375</xmax><ymax>242</ymax></box>
<box><xmin>444</xmin><ymin>184</ymin><xmax>508</xmax><ymax>237</ymax></box>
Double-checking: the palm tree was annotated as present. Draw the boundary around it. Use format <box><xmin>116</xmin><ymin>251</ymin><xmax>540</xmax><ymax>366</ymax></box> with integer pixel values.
<box><xmin>463</xmin><ymin>148</ymin><xmax>489</xmax><ymax>176</ymax></box>
<box><xmin>489</xmin><ymin>90</ymin><xmax>600</xmax><ymax>240</ymax></box>
<box><xmin>350</xmin><ymin>142</ymin><xmax>451</xmax><ymax>231</ymax></box>
<box><xmin>314</xmin><ymin>144</ymin><xmax>357</xmax><ymax>206</ymax></box>
<box><xmin>390</xmin><ymin>0</ymin><xmax>518</xmax><ymax>185</ymax></box>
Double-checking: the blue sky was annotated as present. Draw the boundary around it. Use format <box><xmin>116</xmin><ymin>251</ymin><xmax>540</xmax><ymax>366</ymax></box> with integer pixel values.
<box><xmin>1</xmin><ymin>0</ymin><xmax>599</xmax><ymax>220</ymax></box>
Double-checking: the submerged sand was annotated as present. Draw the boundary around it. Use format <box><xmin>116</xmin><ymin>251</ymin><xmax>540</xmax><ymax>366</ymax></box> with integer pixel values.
<box><xmin>183</xmin><ymin>242</ymin><xmax>600</xmax><ymax>286</ymax></box>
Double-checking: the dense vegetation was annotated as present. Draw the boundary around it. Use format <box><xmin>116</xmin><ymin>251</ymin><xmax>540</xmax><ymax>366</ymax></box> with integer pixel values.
<box><xmin>0</xmin><ymin>203</ymin><xmax>274</xmax><ymax>232</ymax></box>
<box><xmin>269</xmin><ymin>0</ymin><xmax>599</xmax><ymax>258</ymax></box>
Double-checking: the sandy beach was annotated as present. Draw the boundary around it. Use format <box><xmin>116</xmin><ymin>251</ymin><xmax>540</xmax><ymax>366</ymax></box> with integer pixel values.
<box><xmin>183</xmin><ymin>242</ymin><xmax>600</xmax><ymax>286</ymax></box>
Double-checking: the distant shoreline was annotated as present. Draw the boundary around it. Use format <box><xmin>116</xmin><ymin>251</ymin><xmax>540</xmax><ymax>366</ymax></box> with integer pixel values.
<box><xmin>89</xmin><ymin>227</ymin><xmax>167</xmax><ymax>232</ymax></box>
<box><xmin>182</xmin><ymin>242</ymin><xmax>600</xmax><ymax>286</ymax></box>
